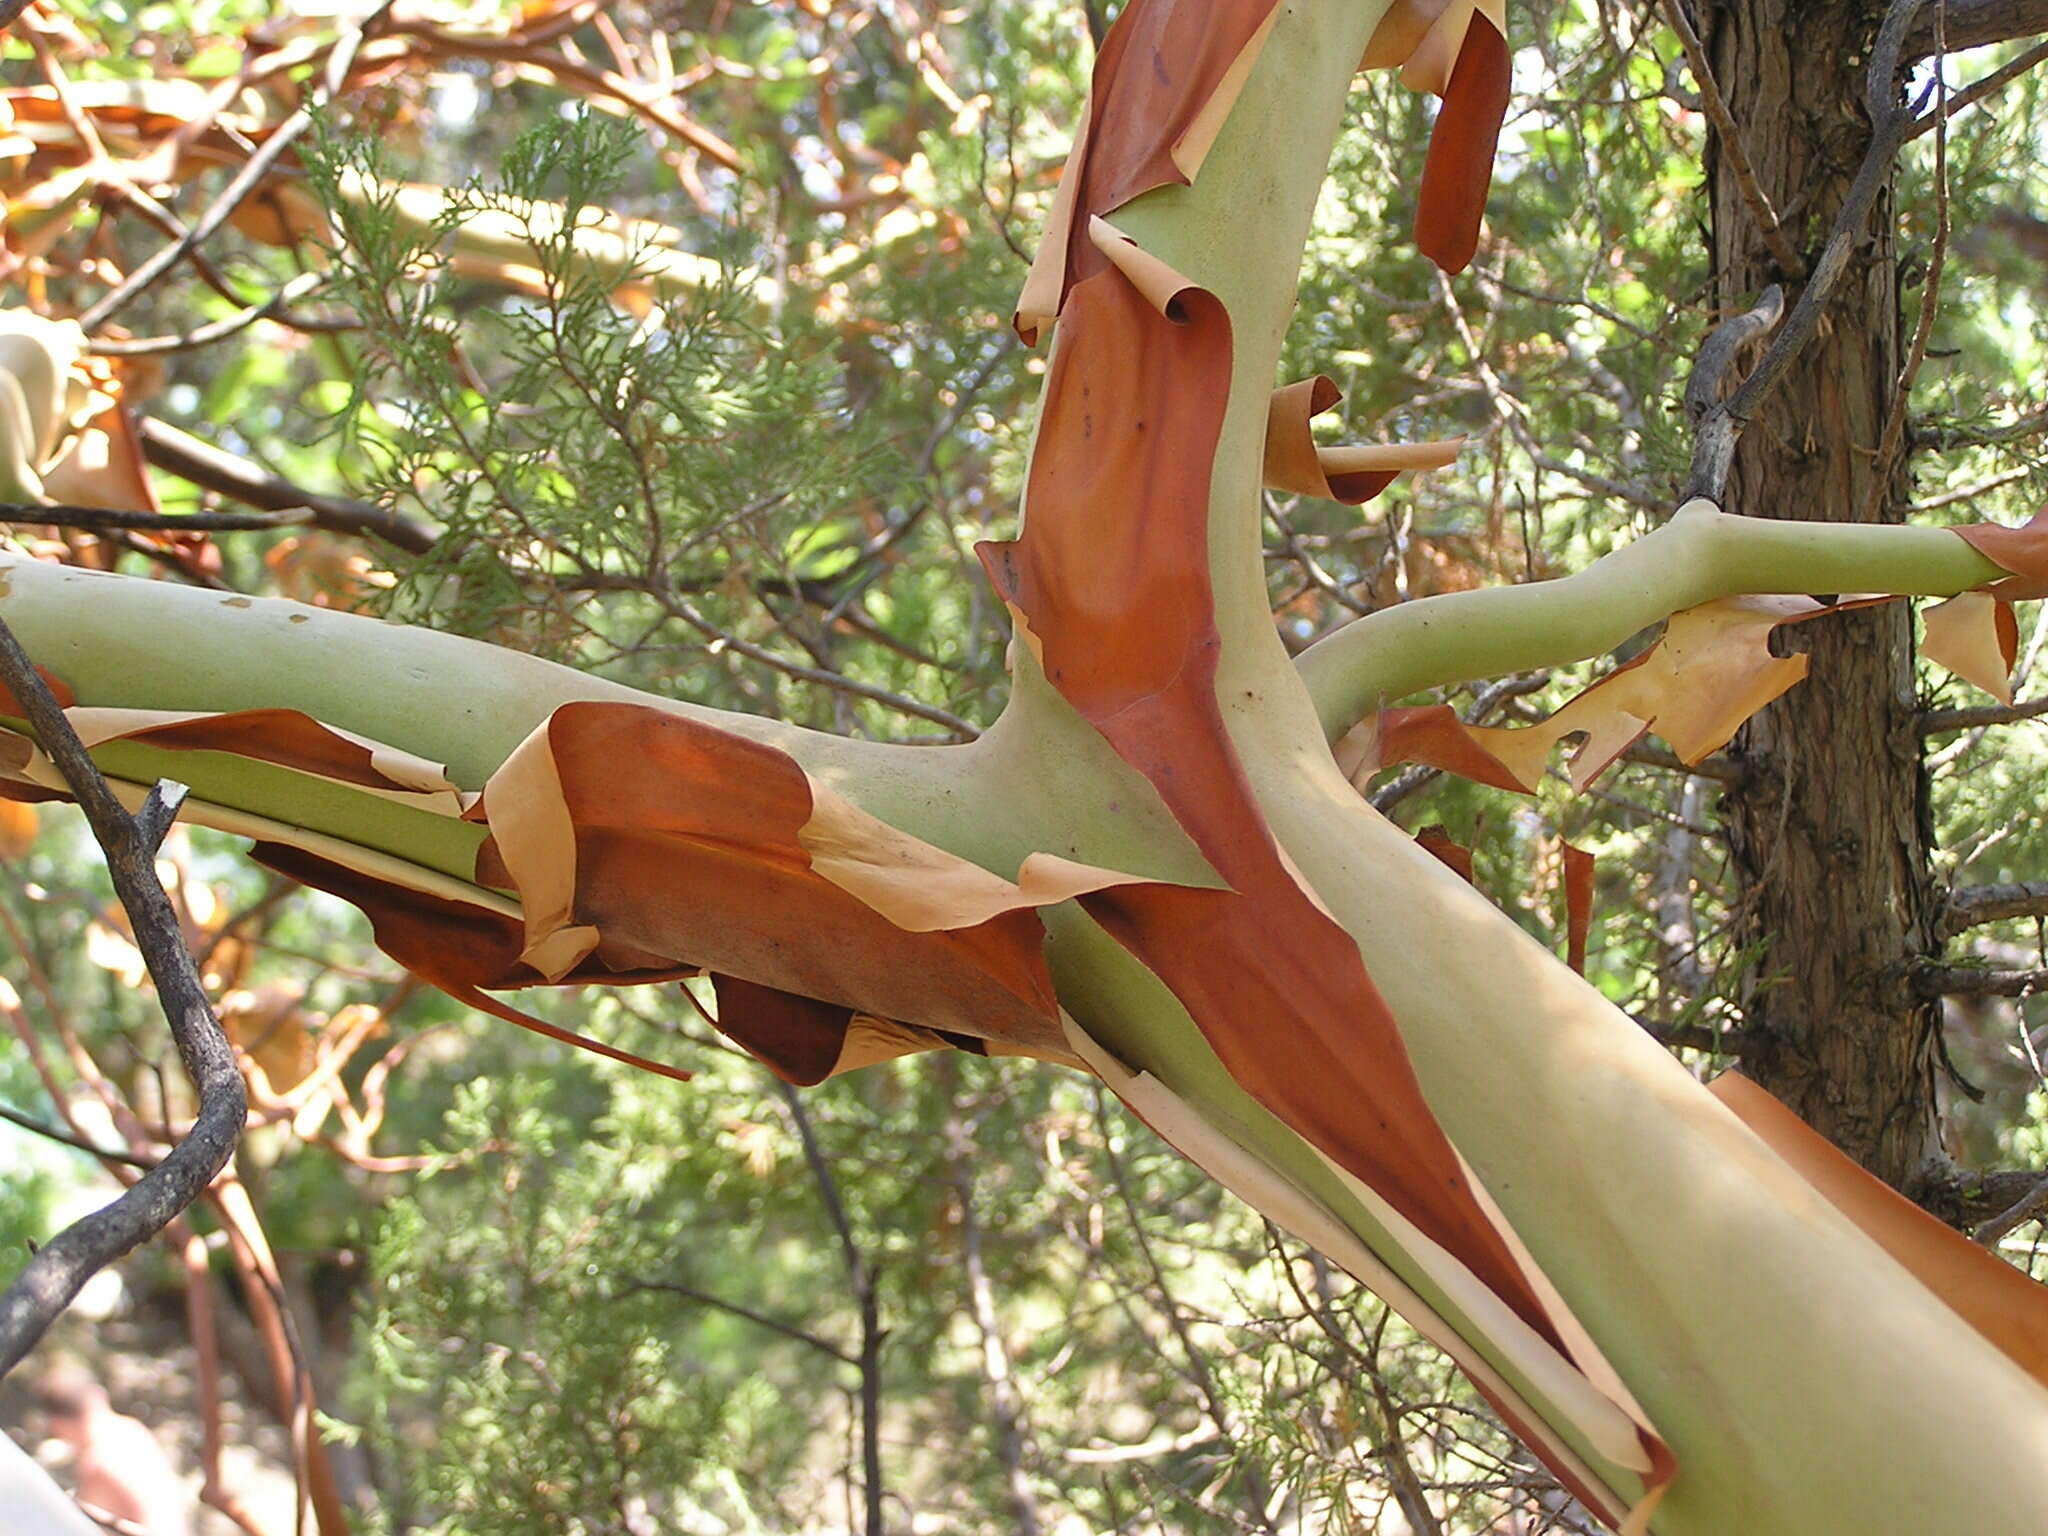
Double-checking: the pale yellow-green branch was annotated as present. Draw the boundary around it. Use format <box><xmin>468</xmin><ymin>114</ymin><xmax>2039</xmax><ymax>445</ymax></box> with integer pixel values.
<box><xmin>1294</xmin><ymin>499</ymin><xmax>2005</xmax><ymax>740</ymax></box>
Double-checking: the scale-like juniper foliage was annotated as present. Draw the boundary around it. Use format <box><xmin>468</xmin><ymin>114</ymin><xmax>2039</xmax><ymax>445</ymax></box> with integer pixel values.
<box><xmin>304</xmin><ymin>112</ymin><xmax>896</xmax><ymax>686</ymax></box>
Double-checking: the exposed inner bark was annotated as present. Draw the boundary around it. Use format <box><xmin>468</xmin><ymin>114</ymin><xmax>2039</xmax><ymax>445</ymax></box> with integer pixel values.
<box><xmin>1709</xmin><ymin>0</ymin><xmax>1946</xmax><ymax>1197</ymax></box>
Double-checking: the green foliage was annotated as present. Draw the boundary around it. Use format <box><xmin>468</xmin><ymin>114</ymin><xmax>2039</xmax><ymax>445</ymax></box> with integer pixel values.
<box><xmin>349</xmin><ymin>1074</ymin><xmax>751</xmax><ymax>1535</ymax></box>
<box><xmin>306</xmin><ymin>114</ymin><xmax>880</xmax><ymax>653</ymax></box>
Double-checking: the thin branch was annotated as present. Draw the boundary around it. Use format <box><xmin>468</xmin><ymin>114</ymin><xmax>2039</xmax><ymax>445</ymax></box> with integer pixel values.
<box><xmin>940</xmin><ymin>1064</ymin><xmax>1042</xmax><ymax>1536</ymax></box>
<box><xmin>1865</xmin><ymin>1</ymin><xmax>1951</xmax><ymax>518</ymax></box>
<box><xmin>1620</xmin><ymin>742</ymin><xmax>1741</xmax><ymax>783</ymax></box>
<box><xmin>1906</xmin><ymin>0</ymin><xmax>2048</xmax><ymax>56</ymax></box>
<box><xmin>1975</xmin><ymin>1169</ymin><xmax>2048</xmax><ymax>1245</ymax></box>
<box><xmin>1919</xmin><ymin>694</ymin><xmax>2048</xmax><ymax>733</ymax></box>
<box><xmin>0</xmin><ymin>502</ymin><xmax>322</xmax><ymax>536</ymax></box>
<box><xmin>1658</xmin><ymin>0</ymin><xmax>1803</xmax><ymax>275</ymax></box>
<box><xmin>1912</xmin><ymin>403</ymin><xmax>2048</xmax><ymax>450</ymax></box>
<box><xmin>1940</xmin><ymin>880</ymin><xmax>2048</xmax><ymax>935</ymax></box>
<box><xmin>0</xmin><ymin>1100</ymin><xmax>155</xmax><ymax>1170</ymax></box>
<box><xmin>88</xmin><ymin>272</ymin><xmax>353</xmax><ymax>356</ymax></box>
<box><xmin>136</xmin><ymin>418</ymin><xmax>437</xmax><ymax>553</ymax></box>
<box><xmin>621</xmin><ymin>1278</ymin><xmax>855</xmax><ymax>1365</ymax></box>
<box><xmin>1093</xmin><ymin>1085</ymin><xmax>1277</xmax><ymax>1531</ymax></box>
<box><xmin>654</xmin><ymin>581</ymin><xmax>979</xmax><ymax>738</ymax></box>
<box><xmin>1915</xmin><ymin>962</ymin><xmax>2048</xmax><ymax>997</ymax></box>
<box><xmin>1904</xmin><ymin>465</ymin><xmax>2032</xmax><ymax>512</ymax></box>
<box><xmin>776</xmin><ymin>1082</ymin><xmax>885</xmax><ymax>1536</ymax></box>
<box><xmin>1905</xmin><ymin>37</ymin><xmax>2048</xmax><ymax>139</ymax></box>
<box><xmin>77</xmin><ymin>6</ymin><xmax>390</xmax><ymax>330</ymax></box>
<box><xmin>1681</xmin><ymin>287</ymin><xmax>1785</xmax><ymax>503</ymax></box>
<box><xmin>0</xmin><ymin>617</ymin><xmax>247</xmax><ymax>1380</ymax></box>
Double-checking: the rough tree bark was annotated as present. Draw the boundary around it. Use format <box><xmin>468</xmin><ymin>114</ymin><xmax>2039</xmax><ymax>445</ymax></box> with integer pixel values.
<box><xmin>1709</xmin><ymin>0</ymin><xmax>1946</xmax><ymax>1197</ymax></box>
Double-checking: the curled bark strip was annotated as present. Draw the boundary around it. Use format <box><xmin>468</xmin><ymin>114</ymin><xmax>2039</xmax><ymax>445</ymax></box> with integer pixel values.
<box><xmin>1413</xmin><ymin>11</ymin><xmax>1510</xmax><ymax>274</ymax></box>
<box><xmin>1015</xmin><ymin>0</ymin><xmax>1282</xmax><ymax>341</ymax></box>
<box><xmin>1355</xmin><ymin>596</ymin><xmax>1902</xmax><ymax>797</ymax></box>
<box><xmin>1951</xmin><ymin>506</ymin><xmax>2048</xmax><ymax>584</ymax></box>
<box><xmin>1264</xmin><ymin>376</ymin><xmax>1463</xmax><ymax>504</ymax></box>
<box><xmin>984</xmin><ymin>231</ymin><xmax>1570</xmax><ymax>1369</ymax></box>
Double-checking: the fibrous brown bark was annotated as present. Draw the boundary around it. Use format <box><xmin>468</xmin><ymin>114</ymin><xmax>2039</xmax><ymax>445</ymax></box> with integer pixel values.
<box><xmin>1709</xmin><ymin>0</ymin><xmax>1948</xmax><ymax>1196</ymax></box>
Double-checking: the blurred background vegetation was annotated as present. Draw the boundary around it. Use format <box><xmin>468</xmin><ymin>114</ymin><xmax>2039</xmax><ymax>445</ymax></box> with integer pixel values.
<box><xmin>1</xmin><ymin>0</ymin><xmax>2046</xmax><ymax>1531</ymax></box>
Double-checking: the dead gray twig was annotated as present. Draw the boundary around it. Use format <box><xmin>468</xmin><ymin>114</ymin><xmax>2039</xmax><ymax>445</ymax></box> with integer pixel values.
<box><xmin>0</xmin><ymin>616</ymin><xmax>247</xmax><ymax>1380</ymax></box>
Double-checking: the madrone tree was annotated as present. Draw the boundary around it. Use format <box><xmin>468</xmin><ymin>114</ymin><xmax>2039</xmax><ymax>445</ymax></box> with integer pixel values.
<box><xmin>3</xmin><ymin>2</ymin><xmax>2048</xmax><ymax>1532</ymax></box>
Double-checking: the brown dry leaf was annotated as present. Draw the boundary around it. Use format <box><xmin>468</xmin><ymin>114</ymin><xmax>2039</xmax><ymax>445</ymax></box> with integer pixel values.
<box><xmin>1921</xmin><ymin>592</ymin><xmax>2017</xmax><ymax>704</ymax></box>
<box><xmin>1711</xmin><ymin>1071</ymin><xmax>2048</xmax><ymax>1393</ymax></box>
<box><xmin>265</xmin><ymin>534</ymin><xmax>396</xmax><ymax>611</ymax></box>
<box><xmin>220</xmin><ymin>981</ymin><xmax>315</xmax><ymax>1095</ymax></box>
<box><xmin>85</xmin><ymin>912</ymin><xmax>148</xmax><ymax>987</ymax></box>
<box><xmin>1264</xmin><ymin>376</ymin><xmax>1462</xmax><ymax>504</ymax></box>
<box><xmin>37</xmin><ymin>393</ymin><xmax>159</xmax><ymax>512</ymax></box>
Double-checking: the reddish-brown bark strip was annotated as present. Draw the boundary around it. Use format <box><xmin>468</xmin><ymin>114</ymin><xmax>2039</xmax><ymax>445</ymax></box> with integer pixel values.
<box><xmin>1414</xmin><ymin>14</ymin><xmax>1510</xmax><ymax>273</ymax></box>
<box><xmin>474</xmin><ymin>704</ymin><xmax>1067</xmax><ymax>1055</ymax></box>
<box><xmin>709</xmin><ymin>974</ymin><xmax>856</xmax><ymax>1087</ymax></box>
<box><xmin>252</xmin><ymin>842</ymin><xmax>701</xmax><ymax>1081</ymax></box>
<box><xmin>227</xmin><ymin>703</ymin><xmax>1091</xmax><ymax>1083</ymax></box>
<box><xmin>1563</xmin><ymin>841</ymin><xmax>1594</xmax><ymax>976</ymax></box>
<box><xmin>1414</xmin><ymin>824</ymin><xmax>1476</xmax><ymax>882</ymax></box>
<box><xmin>980</xmin><ymin>261</ymin><xmax>1557</xmax><ymax>1345</ymax></box>
<box><xmin>78</xmin><ymin>708</ymin><xmax>446</xmax><ymax>793</ymax></box>
<box><xmin>1367</xmin><ymin>703</ymin><xmax>1536</xmax><ymax>793</ymax></box>
<box><xmin>0</xmin><ymin>665</ymin><xmax>77</xmax><ymax>713</ymax></box>
<box><xmin>1017</xmin><ymin>0</ymin><xmax>1279</xmax><ymax>338</ymax></box>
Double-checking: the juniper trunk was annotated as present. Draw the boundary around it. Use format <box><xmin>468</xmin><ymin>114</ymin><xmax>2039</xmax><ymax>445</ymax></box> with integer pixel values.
<box><xmin>1708</xmin><ymin>0</ymin><xmax>1946</xmax><ymax>1196</ymax></box>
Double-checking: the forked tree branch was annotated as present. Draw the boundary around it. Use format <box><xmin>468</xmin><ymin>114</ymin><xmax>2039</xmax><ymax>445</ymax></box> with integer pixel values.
<box><xmin>1904</xmin><ymin>37</ymin><xmax>2048</xmax><ymax>140</ymax></box>
<box><xmin>77</xmin><ymin>5</ymin><xmax>393</xmax><ymax>330</ymax></box>
<box><xmin>136</xmin><ymin>418</ymin><xmax>438</xmax><ymax>553</ymax></box>
<box><xmin>0</xmin><ymin>618</ymin><xmax>246</xmax><ymax>1380</ymax></box>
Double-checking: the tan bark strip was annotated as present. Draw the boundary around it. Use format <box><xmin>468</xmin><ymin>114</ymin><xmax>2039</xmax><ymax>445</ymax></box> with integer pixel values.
<box><xmin>1065</xmin><ymin>1015</ymin><xmax>1649</xmax><ymax>1535</ymax></box>
<box><xmin>1921</xmin><ymin>591</ymin><xmax>2017</xmax><ymax>704</ymax></box>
